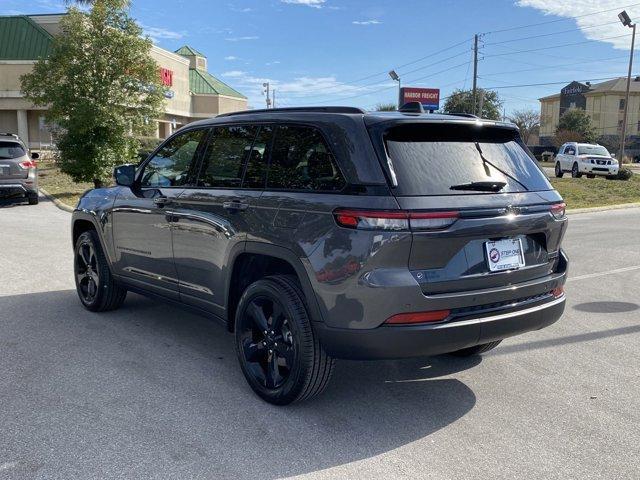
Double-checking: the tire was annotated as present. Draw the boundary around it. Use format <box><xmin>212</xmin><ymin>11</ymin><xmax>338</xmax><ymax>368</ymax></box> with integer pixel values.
<box><xmin>451</xmin><ymin>340</ymin><xmax>502</xmax><ymax>357</ymax></box>
<box><xmin>74</xmin><ymin>230</ymin><xmax>127</xmax><ymax>312</ymax></box>
<box><xmin>554</xmin><ymin>162</ymin><xmax>564</xmax><ymax>178</ymax></box>
<box><xmin>28</xmin><ymin>193</ymin><xmax>39</xmax><ymax>205</ymax></box>
<box><xmin>234</xmin><ymin>274</ymin><xmax>335</xmax><ymax>405</ymax></box>
<box><xmin>586</xmin><ymin>174</ymin><xmax>595</xmax><ymax>179</ymax></box>
<box><xmin>571</xmin><ymin>162</ymin><xmax>582</xmax><ymax>178</ymax></box>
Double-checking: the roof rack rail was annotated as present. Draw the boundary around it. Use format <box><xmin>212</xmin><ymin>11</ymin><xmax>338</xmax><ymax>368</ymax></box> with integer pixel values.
<box><xmin>217</xmin><ymin>106</ymin><xmax>366</xmax><ymax>117</ymax></box>
<box><xmin>440</xmin><ymin>112</ymin><xmax>479</xmax><ymax>119</ymax></box>
<box><xmin>0</xmin><ymin>132</ymin><xmax>19</xmax><ymax>137</ymax></box>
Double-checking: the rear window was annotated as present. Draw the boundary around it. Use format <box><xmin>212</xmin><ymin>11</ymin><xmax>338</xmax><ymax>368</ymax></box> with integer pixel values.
<box><xmin>0</xmin><ymin>141</ymin><xmax>25</xmax><ymax>159</ymax></box>
<box><xmin>382</xmin><ymin>123</ymin><xmax>552</xmax><ymax>196</ymax></box>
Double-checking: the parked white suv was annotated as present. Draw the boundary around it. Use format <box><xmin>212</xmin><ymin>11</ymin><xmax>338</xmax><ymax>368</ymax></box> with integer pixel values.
<box><xmin>555</xmin><ymin>143</ymin><xmax>619</xmax><ymax>179</ymax></box>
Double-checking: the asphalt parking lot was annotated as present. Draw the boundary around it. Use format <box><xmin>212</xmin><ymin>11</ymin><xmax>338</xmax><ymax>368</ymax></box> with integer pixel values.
<box><xmin>1</xmin><ymin>196</ymin><xmax>639</xmax><ymax>480</ymax></box>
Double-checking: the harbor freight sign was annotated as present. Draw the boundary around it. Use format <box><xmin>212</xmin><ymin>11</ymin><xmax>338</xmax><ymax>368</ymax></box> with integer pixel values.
<box><xmin>401</xmin><ymin>87</ymin><xmax>440</xmax><ymax>110</ymax></box>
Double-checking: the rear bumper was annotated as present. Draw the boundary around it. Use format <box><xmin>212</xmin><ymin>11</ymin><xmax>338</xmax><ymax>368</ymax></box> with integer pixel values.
<box><xmin>0</xmin><ymin>182</ymin><xmax>37</xmax><ymax>197</ymax></box>
<box><xmin>317</xmin><ymin>295</ymin><xmax>565</xmax><ymax>360</ymax></box>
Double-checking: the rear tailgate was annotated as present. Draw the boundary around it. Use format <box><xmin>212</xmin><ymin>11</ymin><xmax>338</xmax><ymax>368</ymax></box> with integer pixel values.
<box><xmin>0</xmin><ymin>142</ymin><xmax>29</xmax><ymax>180</ymax></box>
<box><xmin>396</xmin><ymin>192</ymin><xmax>567</xmax><ymax>294</ymax></box>
<box><xmin>370</xmin><ymin>120</ymin><xmax>567</xmax><ymax>295</ymax></box>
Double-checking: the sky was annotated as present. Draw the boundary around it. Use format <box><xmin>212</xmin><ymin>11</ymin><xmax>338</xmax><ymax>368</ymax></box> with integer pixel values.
<box><xmin>4</xmin><ymin>0</ymin><xmax>640</xmax><ymax>115</ymax></box>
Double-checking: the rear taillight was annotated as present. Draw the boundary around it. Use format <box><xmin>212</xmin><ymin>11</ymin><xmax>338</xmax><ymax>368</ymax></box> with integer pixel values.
<box><xmin>551</xmin><ymin>286</ymin><xmax>564</xmax><ymax>298</ymax></box>
<box><xmin>385</xmin><ymin>309</ymin><xmax>451</xmax><ymax>325</ymax></box>
<box><xmin>333</xmin><ymin>209</ymin><xmax>459</xmax><ymax>231</ymax></box>
<box><xmin>550</xmin><ymin>202</ymin><xmax>566</xmax><ymax>220</ymax></box>
<box><xmin>18</xmin><ymin>160</ymin><xmax>37</xmax><ymax>169</ymax></box>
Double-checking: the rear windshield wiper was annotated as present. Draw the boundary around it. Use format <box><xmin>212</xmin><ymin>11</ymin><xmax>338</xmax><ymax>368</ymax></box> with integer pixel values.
<box><xmin>450</xmin><ymin>181</ymin><xmax>507</xmax><ymax>192</ymax></box>
<box><xmin>475</xmin><ymin>143</ymin><xmax>529</xmax><ymax>191</ymax></box>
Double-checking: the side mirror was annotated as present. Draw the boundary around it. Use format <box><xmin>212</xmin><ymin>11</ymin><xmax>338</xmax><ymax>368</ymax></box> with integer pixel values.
<box><xmin>114</xmin><ymin>164</ymin><xmax>136</xmax><ymax>187</ymax></box>
<box><xmin>611</xmin><ymin>153</ymin><xmax>616</xmax><ymax>158</ymax></box>
<box><xmin>31</xmin><ymin>152</ymin><xmax>39</xmax><ymax>160</ymax></box>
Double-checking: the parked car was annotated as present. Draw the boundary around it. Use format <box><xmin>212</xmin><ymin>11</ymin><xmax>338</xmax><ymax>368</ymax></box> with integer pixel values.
<box><xmin>554</xmin><ymin>142</ymin><xmax>619</xmax><ymax>178</ymax></box>
<box><xmin>71</xmin><ymin>107</ymin><xmax>568</xmax><ymax>405</ymax></box>
<box><xmin>0</xmin><ymin>133</ymin><xmax>39</xmax><ymax>205</ymax></box>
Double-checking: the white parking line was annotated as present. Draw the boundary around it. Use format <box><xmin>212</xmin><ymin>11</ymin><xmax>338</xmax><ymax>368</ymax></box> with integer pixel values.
<box><xmin>568</xmin><ymin>265</ymin><xmax>640</xmax><ymax>282</ymax></box>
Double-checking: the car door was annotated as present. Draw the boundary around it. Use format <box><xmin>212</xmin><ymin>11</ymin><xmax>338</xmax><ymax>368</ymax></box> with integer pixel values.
<box><xmin>564</xmin><ymin>144</ymin><xmax>576</xmax><ymax>169</ymax></box>
<box><xmin>111</xmin><ymin>128</ymin><xmax>207</xmax><ymax>299</ymax></box>
<box><xmin>170</xmin><ymin>124</ymin><xmax>271</xmax><ymax>316</ymax></box>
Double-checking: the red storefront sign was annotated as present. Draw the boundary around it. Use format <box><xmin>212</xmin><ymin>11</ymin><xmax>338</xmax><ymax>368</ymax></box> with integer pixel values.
<box><xmin>401</xmin><ymin>87</ymin><xmax>440</xmax><ymax>110</ymax></box>
<box><xmin>160</xmin><ymin>67</ymin><xmax>174</xmax><ymax>87</ymax></box>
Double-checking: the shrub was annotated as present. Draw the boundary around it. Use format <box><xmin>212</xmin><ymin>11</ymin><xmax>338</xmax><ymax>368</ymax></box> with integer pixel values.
<box><xmin>617</xmin><ymin>167</ymin><xmax>634</xmax><ymax>181</ymax></box>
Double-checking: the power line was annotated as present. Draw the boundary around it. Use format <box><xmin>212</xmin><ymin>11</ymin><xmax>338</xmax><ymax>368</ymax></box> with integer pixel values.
<box><xmin>484</xmin><ymin>21</ymin><xmax>621</xmax><ymax>45</ymax></box>
<box><xmin>484</xmin><ymin>76</ymin><xmax>621</xmax><ymax>89</ymax></box>
<box><xmin>484</xmin><ymin>34</ymin><xmax>632</xmax><ymax>58</ymax></box>
<box><xmin>478</xmin><ymin>55</ymin><xmax>629</xmax><ymax>78</ymax></box>
<box><xmin>482</xmin><ymin>2</ymin><xmax>640</xmax><ymax>35</ymax></box>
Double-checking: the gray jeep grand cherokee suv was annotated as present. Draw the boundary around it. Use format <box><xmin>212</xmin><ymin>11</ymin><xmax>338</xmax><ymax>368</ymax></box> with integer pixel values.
<box><xmin>71</xmin><ymin>106</ymin><xmax>568</xmax><ymax>405</ymax></box>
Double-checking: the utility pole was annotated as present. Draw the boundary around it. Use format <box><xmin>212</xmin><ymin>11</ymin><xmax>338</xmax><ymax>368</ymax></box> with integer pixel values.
<box><xmin>472</xmin><ymin>34</ymin><xmax>478</xmax><ymax>116</ymax></box>
<box><xmin>273</xmin><ymin>89</ymin><xmax>276</xmax><ymax>109</ymax></box>
<box><xmin>263</xmin><ymin>82</ymin><xmax>271</xmax><ymax>109</ymax></box>
<box><xmin>619</xmin><ymin>11</ymin><xmax>636</xmax><ymax>168</ymax></box>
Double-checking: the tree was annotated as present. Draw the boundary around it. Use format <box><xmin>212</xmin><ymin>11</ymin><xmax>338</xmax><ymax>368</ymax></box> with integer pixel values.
<box><xmin>442</xmin><ymin>88</ymin><xmax>503</xmax><ymax>120</ymax></box>
<box><xmin>552</xmin><ymin>129</ymin><xmax>584</xmax><ymax>149</ymax></box>
<box><xmin>374</xmin><ymin>103</ymin><xmax>397</xmax><ymax>111</ymax></box>
<box><xmin>507</xmin><ymin>109</ymin><xmax>540</xmax><ymax>145</ymax></box>
<box><xmin>556</xmin><ymin>109</ymin><xmax>596</xmax><ymax>143</ymax></box>
<box><xmin>21</xmin><ymin>0</ymin><xmax>165</xmax><ymax>187</ymax></box>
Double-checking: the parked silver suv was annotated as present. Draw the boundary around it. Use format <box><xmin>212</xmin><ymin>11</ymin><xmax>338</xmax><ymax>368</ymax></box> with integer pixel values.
<box><xmin>0</xmin><ymin>133</ymin><xmax>39</xmax><ymax>205</ymax></box>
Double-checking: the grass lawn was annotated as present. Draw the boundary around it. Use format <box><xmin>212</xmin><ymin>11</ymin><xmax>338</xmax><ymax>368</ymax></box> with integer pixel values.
<box><xmin>550</xmin><ymin>175</ymin><xmax>640</xmax><ymax>209</ymax></box>
<box><xmin>37</xmin><ymin>161</ymin><xmax>93</xmax><ymax>208</ymax></box>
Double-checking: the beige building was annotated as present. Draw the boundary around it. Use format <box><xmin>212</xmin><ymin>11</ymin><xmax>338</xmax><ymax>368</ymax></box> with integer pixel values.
<box><xmin>0</xmin><ymin>14</ymin><xmax>247</xmax><ymax>148</ymax></box>
<box><xmin>539</xmin><ymin>77</ymin><xmax>640</xmax><ymax>145</ymax></box>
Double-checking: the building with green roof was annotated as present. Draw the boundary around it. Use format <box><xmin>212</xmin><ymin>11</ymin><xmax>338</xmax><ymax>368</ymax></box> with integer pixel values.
<box><xmin>0</xmin><ymin>15</ymin><xmax>247</xmax><ymax>146</ymax></box>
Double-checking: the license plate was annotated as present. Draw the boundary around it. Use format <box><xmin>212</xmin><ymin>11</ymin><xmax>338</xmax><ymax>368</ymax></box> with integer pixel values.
<box><xmin>485</xmin><ymin>238</ymin><xmax>525</xmax><ymax>272</ymax></box>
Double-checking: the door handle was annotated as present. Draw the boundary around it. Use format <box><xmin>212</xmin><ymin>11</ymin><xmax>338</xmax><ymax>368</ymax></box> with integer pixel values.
<box><xmin>223</xmin><ymin>200</ymin><xmax>249</xmax><ymax>211</ymax></box>
<box><xmin>154</xmin><ymin>195</ymin><xmax>170</xmax><ymax>207</ymax></box>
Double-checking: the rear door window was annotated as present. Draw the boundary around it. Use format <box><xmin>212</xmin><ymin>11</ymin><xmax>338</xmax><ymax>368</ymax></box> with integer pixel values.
<box><xmin>381</xmin><ymin>123</ymin><xmax>552</xmax><ymax>196</ymax></box>
<box><xmin>198</xmin><ymin>125</ymin><xmax>258</xmax><ymax>188</ymax></box>
<box><xmin>267</xmin><ymin>125</ymin><xmax>345</xmax><ymax>192</ymax></box>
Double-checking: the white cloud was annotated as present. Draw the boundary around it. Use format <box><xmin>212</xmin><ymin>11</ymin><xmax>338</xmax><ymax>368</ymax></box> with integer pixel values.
<box><xmin>222</xmin><ymin>70</ymin><xmax>247</xmax><ymax>77</ymax></box>
<box><xmin>352</xmin><ymin>20</ymin><xmax>382</xmax><ymax>25</ymax></box>
<box><xmin>225</xmin><ymin>56</ymin><xmax>239</xmax><ymax>60</ymax></box>
<box><xmin>220</xmin><ymin>71</ymin><xmax>388</xmax><ymax>108</ymax></box>
<box><xmin>139</xmin><ymin>24</ymin><xmax>185</xmax><ymax>43</ymax></box>
<box><xmin>516</xmin><ymin>0</ymin><xmax>639</xmax><ymax>49</ymax></box>
<box><xmin>225</xmin><ymin>36</ymin><xmax>259</xmax><ymax>42</ymax></box>
<box><xmin>280</xmin><ymin>0</ymin><xmax>326</xmax><ymax>8</ymax></box>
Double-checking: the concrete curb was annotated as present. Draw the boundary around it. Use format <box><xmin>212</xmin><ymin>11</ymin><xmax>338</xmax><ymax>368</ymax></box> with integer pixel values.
<box><xmin>39</xmin><ymin>187</ymin><xmax>74</xmax><ymax>213</ymax></box>
<box><xmin>567</xmin><ymin>202</ymin><xmax>640</xmax><ymax>215</ymax></box>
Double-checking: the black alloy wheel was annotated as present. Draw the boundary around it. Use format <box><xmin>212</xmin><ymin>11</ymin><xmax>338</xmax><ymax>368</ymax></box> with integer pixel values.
<box><xmin>239</xmin><ymin>295</ymin><xmax>296</xmax><ymax>390</ymax></box>
<box><xmin>76</xmin><ymin>240</ymin><xmax>100</xmax><ymax>304</ymax></box>
<box><xmin>74</xmin><ymin>230</ymin><xmax>127</xmax><ymax>312</ymax></box>
<box><xmin>235</xmin><ymin>275</ymin><xmax>334</xmax><ymax>405</ymax></box>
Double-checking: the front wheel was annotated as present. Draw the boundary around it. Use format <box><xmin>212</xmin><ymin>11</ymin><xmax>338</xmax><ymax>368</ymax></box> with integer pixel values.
<box><xmin>451</xmin><ymin>340</ymin><xmax>502</xmax><ymax>357</ymax></box>
<box><xmin>235</xmin><ymin>275</ymin><xmax>334</xmax><ymax>405</ymax></box>
<box><xmin>74</xmin><ymin>230</ymin><xmax>127</xmax><ymax>312</ymax></box>
<box><xmin>28</xmin><ymin>193</ymin><xmax>39</xmax><ymax>205</ymax></box>
<box><xmin>571</xmin><ymin>162</ymin><xmax>582</xmax><ymax>178</ymax></box>
<box><xmin>555</xmin><ymin>162</ymin><xmax>564</xmax><ymax>178</ymax></box>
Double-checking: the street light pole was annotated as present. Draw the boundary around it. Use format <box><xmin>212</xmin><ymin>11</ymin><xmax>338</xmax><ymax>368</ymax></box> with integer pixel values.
<box><xmin>619</xmin><ymin>11</ymin><xmax>636</xmax><ymax>169</ymax></box>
